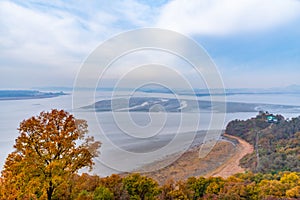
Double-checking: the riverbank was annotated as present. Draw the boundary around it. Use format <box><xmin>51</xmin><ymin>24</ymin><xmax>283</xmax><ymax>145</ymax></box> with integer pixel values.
<box><xmin>134</xmin><ymin>134</ymin><xmax>253</xmax><ymax>184</ymax></box>
<box><xmin>205</xmin><ymin>134</ymin><xmax>254</xmax><ymax>178</ymax></box>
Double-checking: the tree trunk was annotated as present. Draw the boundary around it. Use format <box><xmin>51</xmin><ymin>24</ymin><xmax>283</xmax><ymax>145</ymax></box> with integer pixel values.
<box><xmin>47</xmin><ymin>181</ymin><xmax>54</xmax><ymax>200</ymax></box>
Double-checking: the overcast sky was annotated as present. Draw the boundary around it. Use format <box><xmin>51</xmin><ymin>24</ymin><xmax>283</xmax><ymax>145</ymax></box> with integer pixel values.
<box><xmin>1</xmin><ymin>0</ymin><xmax>300</xmax><ymax>89</ymax></box>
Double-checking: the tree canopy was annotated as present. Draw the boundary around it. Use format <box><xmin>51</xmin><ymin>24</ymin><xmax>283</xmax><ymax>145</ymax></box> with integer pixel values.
<box><xmin>226</xmin><ymin>112</ymin><xmax>300</xmax><ymax>173</ymax></box>
<box><xmin>0</xmin><ymin>109</ymin><xmax>101</xmax><ymax>200</ymax></box>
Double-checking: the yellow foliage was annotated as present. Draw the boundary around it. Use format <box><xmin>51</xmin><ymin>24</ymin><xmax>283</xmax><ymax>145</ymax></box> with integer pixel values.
<box><xmin>0</xmin><ymin>110</ymin><xmax>101</xmax><ymax>200</ymax></box>
<box><xmin>286</xmin><ymin>186</ymin><xmax>300</xmax><ymax>198</ymax></box>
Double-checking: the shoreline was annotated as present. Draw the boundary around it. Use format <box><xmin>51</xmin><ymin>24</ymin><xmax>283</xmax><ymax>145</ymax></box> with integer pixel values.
<box><xmin>205</xmin><ymin>134</ymin><xmax>254</xmax><ymax>178</ymax></box>
<box><xmin>0</xmin><ymin>94</ymin><xmax>65</xmax><ymax>101</ymax></box>
<box><xmin>0</xmin><ymin>90</ymin><xmax>67</xmax><ymax>101</ymax></box>
<box><xmin>131</xmin><ymin>133</ymin><xmax>253</xmax><ymax>184</ymax></box>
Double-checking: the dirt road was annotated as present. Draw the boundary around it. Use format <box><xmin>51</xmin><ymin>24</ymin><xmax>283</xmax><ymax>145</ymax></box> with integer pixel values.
<box><xmin>205</xmin><ymin>134</ymin><xmax>254</xmax><ymax>178</ymax></box>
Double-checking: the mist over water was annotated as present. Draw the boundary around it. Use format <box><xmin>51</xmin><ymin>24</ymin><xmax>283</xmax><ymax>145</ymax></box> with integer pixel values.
<box><xmin>0</xmin><ymin>91</ymin><xmax>300</xmax><ymax>176</ymax></box>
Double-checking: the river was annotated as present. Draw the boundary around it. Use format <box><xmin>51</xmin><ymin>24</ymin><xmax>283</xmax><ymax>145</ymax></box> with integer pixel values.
<box><xmin>0</xmin><ymin>91</ymin><xmax>299</xmax><ymax>176</ymax></box>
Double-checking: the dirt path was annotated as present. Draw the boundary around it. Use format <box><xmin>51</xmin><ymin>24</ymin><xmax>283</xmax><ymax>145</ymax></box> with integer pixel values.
<box><xmin>205</xmin><ymin>134</ymin><xmax>254</xmax><ymax>178</ymax></box>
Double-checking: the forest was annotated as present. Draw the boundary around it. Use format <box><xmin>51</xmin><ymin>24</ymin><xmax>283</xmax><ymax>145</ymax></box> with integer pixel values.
<box><xmin>226</xmin><ymin>111</ymin><xmax>300</xmax><ymax>173</ymax></box>
<box><xmin>2</xmin><ymin>171</ymin><xmax>299</xmax><ymax>199</ymax></box>
<box><xmin>0</xmin><ymin>110</ymin><xmax>299</xmax><ymax>199</ymax></box>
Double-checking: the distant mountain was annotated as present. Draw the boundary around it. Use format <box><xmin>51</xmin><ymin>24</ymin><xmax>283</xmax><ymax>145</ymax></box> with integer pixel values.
<box><xmin>31</xmin><ymin>86</ymin><xmax>300</xmax><ymax>95</ymax></box>
<box><xmin>32</xmin><ymin>86</ymin><xmax>74</xmax><ymax>92</ymax></box>
<box><xmin>284</xmin><ymin>84</ymin><xmax>300</xmax><ymax>92</ymax></box>
<box><xmin>0</xmin><ymin>90</ymin><xmax>66</xmax><ymax>100</ymax></box>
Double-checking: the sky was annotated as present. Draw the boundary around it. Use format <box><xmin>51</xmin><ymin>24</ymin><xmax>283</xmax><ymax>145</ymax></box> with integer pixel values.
<box><xmin>1</xmin><ymin>0</ymin><xmax>300</xmax><ymax>89</ymax></box>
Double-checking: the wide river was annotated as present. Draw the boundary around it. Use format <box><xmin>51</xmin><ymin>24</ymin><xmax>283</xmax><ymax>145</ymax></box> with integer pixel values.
<box><xmin>1</xmin><ymin>91</ymin><xmax>300</xmax><ymax>176</ymax></box>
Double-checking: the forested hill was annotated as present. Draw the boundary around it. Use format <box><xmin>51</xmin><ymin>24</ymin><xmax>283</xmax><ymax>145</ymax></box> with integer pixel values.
<box><xmin>226</xmin><ymin>112</ymin><xmax>300</xmax><ymax>173</ymax></box>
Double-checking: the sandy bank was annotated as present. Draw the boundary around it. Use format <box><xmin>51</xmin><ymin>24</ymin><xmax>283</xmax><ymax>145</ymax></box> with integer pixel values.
<box><xmin>133</xmin><ymin>134</ymin><xmax>253</xmax><ymax>184</ymax></box>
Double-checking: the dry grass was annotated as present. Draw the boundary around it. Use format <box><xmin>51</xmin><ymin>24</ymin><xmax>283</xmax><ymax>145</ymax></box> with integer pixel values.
<box><xmin>131</xmin><ymin>134</ymin><xmax>254</xmax><ymax>185</ymax></box>
<box><xmin>205</xmin><ymin>134</ymin><xmax>254</xmax><ymax>178</ymax></box>
<box><xmin>136</xmin><ymin>140</ymin><xmax>236</xmax><ymax>185</ymax></box>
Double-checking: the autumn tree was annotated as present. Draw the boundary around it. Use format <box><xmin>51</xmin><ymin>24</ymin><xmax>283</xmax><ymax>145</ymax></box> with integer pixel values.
<box><xmin>167</xmin><ymin>180</ymin><xmax>190</xmax><ymax>200</ymax></box>
<box><xmin>205</xmin><ymin>177</ymin><xmax>225</xmax><ymax>195</ymax></box>
<box><xmin>75</xmin><ymin>190</ymin><xmax>93</xmax><ymax>200</ymax></box>
<box><xmin>159</xmin><ymin>179</ymin><xmax>175</xmax><ymax>200</ymax></box>
<box><xmin>257</xmin><ymin>180</ymin><xmax>287</xmax><ymax>198</ymax></box>
<box><xmin>100</xmin><ymin>174</ymin><xmax>126</xmax><ymax>199</ymax></box>
<box><xmin>93</xmin><ymin>185</ymin><xmax>114</xmax><ymax>200</ymax></box>
<box><xmin>0</xmin><ymin>177</ymin><xmax>3</xmax><ymax>199</ymax></box>
<box><xmin>219</xmin><ymin>179</ymin><xmax>249</xmax><ymax>199</ymax></box>
<box><xmin>69</xmin><ymin>173</ymin><xmax>101</xmax><ymax>199</ymax></box>
<box><xmin>0</xmin><ymin>109</ymin><xmax>101</xmax><ymax>200</ymax></box>
<box><xmin>286</xmin><ymin>186</ymin><xmax>300</xmax><ymax>198</ymax></box>
<box><xmin>187</xmin><ymin>176</ymin><xmax>208</xmax><ymax>198</ymax></box>
<box><xmin>123</xmin><ymin>173</ymin><xmax>160</xmax><ymax>200</ymax></box>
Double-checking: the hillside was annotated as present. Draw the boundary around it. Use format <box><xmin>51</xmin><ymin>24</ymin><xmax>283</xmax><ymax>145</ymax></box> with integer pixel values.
<box><xmin>226</xmin><ymin>111</ymin><xmax>300</xmax><ymax>173</ymax></box>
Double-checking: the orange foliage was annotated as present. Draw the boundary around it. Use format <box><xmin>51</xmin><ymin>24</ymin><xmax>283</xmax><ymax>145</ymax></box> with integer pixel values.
<box><xmin>0</xmin><ymin>109</ymin><xmax>101</xmax><ymax>200</ymax></box>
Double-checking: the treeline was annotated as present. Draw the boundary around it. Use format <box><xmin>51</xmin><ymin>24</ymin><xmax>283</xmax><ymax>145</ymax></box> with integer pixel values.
<box><xmin>2</xmin><ymin>171</ymin><xmax>299</xmax><ymax>199</ymax></box>
<box><xmin>226</xmin><ymin>112</ymin><xmax>300</xmax><ymax>173</ymax></box>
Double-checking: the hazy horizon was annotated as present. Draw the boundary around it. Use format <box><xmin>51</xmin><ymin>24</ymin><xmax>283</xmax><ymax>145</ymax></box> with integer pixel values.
<box><xmin>1</xmin><ymin>0</ymin><xmax>300</xmax><ymax>89</ymax></box>
<box><xmin>2</xmin><ymin>85</ymin><xmax>300</xmax><ymax>92</ymax></box>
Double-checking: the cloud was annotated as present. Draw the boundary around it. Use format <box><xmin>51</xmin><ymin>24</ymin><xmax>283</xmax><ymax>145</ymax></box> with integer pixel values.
<box><xmin>1</xmin><ymin>0</ymin><xmax>300</xmax><ymax>88</ymax></box>
<box><xmin>0</xmin><ymin>0</ymin><xmax>155</xmax><ymax>88</ymax></box>
<box><xmin>113</xmin><ymin>0</ymin><xmax>158</xmax><ymax>26</ymax></box>
<box><xmin>155</xmin><ymin>0</ymin><xmax>300</xmax><ymax>35</ymax></box>
<box><xmin>0</xmin><ymin>0</ymin><xmax>120</xmax><ymax>63</ymax></box>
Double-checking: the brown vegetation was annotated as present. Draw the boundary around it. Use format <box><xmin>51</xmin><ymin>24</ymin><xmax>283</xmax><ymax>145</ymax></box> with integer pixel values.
<box><xmin>3</xmin><ymin>171</ymin><xmax>299</xmax><ymax>199</ymax></box>
<box><xmin>206</xmin><ymin>134</ymin><xmax>254</xmax><ymax>178</ymax></box>
<box><xmin>139</xmin><ymin>140</ymin><xmax>236</xmax><ymax>184</ymax></box>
